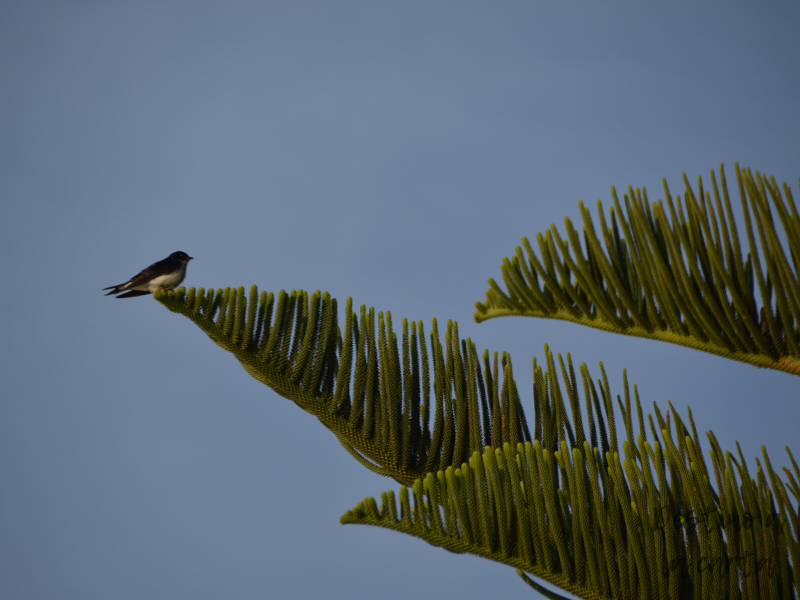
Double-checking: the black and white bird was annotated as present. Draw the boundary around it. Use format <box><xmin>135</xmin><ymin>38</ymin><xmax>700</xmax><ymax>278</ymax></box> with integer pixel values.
<box><xmin>104</xmin><ymin>251</ymin><xmax>194</xmax><ymax>298</ymax></box>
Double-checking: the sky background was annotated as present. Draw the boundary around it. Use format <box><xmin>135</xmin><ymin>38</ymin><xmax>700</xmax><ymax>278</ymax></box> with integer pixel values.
<box><xmin>2</xmin><ymin>2</ymin><xmax>799</xmax><ymax>599</ymax></box>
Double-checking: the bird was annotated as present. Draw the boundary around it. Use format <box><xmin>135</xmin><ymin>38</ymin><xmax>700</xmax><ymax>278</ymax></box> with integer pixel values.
<box><xmin>104</xmin><ymin>251</ymin><xmax>194</xmax><ymax>298</ymax></box>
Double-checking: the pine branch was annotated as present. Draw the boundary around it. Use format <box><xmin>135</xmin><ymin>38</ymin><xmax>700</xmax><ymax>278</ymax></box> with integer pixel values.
<box><xmin>342</xmin><ymin>355</ymin><xmax>799</xmax><ymax>599</ymax></box>
<box><xmin>475</xmin><ymin>164</ymin><xmax>800</xmax><ymax>377</ymax></box>
<box><xmin>154</xmin><ymin>162</ymin><xmax>800</xmax><ymax>597</ymax></box>
<box><xmin>154</xmin><ymin>282</ymin><xmax>798</xmax><ymax>598</ymax></box>
<box><xmin>156</xmin><ymin>287</ymin><xmax>531</xmax><ymax>486</ymax></box>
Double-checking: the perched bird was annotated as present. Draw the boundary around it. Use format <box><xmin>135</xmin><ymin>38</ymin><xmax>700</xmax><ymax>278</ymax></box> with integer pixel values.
<box><xmin>104</xmin><ymin>251</ymin><xmax>194</xmax><ymax>298</ymax></box>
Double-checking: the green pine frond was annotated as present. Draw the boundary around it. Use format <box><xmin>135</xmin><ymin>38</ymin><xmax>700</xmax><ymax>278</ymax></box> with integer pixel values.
<box><xmin>475</xmin><ymin>164</ymin><xmax>800</xmax><ymax>377</ymax></box>
<box><xmin>342</xmin><ymin>353</ymin><xmax>799</xmax><ymax>600</ymax></box>
<box><xmin>156</xmin><ymin>286</ymin><xmax>531</xmax><ymax>485</ymax></box>
<box><xmin>155</xmin><ymin>275</ymin><xmax>798</xmax><ymax>598</ymax></box>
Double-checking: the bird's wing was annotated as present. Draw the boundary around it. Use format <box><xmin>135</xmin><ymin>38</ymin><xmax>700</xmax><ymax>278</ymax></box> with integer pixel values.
<box><xmin>123</xmin><ymin>257</ymin><xmax>178</xmax><ymax>289</ymax></box>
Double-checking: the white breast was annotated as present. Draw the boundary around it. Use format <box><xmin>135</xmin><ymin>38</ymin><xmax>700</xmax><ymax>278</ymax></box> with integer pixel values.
<box><xmin>136</xmin><ymin>269</ymin><xmax>186</xmax><ymax>292</ymax></box>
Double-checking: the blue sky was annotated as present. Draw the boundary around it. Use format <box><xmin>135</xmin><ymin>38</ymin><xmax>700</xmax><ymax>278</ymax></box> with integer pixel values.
<box><xmin>2</xmin><ymin>2</ymin><xmax>798</xmax><ymax>599</ymax></box>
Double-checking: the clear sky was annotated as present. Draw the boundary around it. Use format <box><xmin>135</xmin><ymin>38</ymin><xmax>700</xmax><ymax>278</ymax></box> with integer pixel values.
<box><xmin>2</xmin><ymin>2</ymin><xmax>798</xmax><ymax>599</ymax></box>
